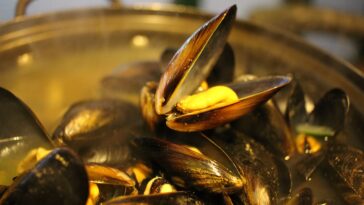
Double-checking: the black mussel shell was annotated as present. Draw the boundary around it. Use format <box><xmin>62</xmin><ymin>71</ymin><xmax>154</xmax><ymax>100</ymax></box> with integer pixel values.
<box><xmin>101</xmin><ymin>61</ymin><xmax>162</xmax><ymax>105</ymax></box>
<box><xmin>160</xmin><ymin>43</ymin><xmax>235</xmax><ymax>86</ymax></box>
<box><xmin>206</xmin><ymin>43</ymin><xmax>235</xmax><ymax>85</ymax></box>
<box><xmin>0</xmin><ymin>185</ymin><xmax>7</xmax><ymax>198</ymax></box>
<box><xmin>285</xmin><ymin>79</ymin><xmax>307</xmax><ymax>130</ymax></box>
<box><xmin>155</xmin><ymin>5</ymin><xmax>236</xmax><ymax>114</ymax></box>
<box><xmin>52</xmin><ymin>99</ymin><xmax>140</xmax><ymax>166</ymax></box>
<box><xmin>287</xmin><ymin>187</ymin><xmax>313</xmax><ymax>205</ymax></box>
<box><xmin>232</xmin><ymin>100</ymin><xmax>296</xmax><ymax>159</ymax></box>
<box><xmin>295</xmin><ymin>151</ymin><xmax>326</xmax><ymax>181</ymax></box>
<box><xmin>132</xmin><ymin>137</ymin><xmax>243</xmax><ymax>194</ymax></box>
<box><xmin>0</xmin><ymin>148</ymin><xmax>89</xmax><ymax>205</ymax></box>
<box><xmin>96</xmin><ymin>184</ymin><xmax>137</xmax><ymax>204</ymax></box>
<box><xmin>210</xmin><ymin>130</ymin><xmax>292</xmax><ymax>204</ymax></box>
<box><xmin>323</xmin><ymin>143</ymin><xmax>364</xmax><ymax>204</ymax></box>
<box><xmin>307</xmin><ymin>89</ymin><xmax>349</xmax><ymax>136</ymax></box>
<box><xmin>160</xmin><ymin>48</ymin><xmax>177</xmax><ymax>70</ymax></box>
<box><xmin>103</xmin><ymin>191</ymin><xmax>204</xmax><ymax>205</ymax></box>
<box><xmin>286</xmin><ymin>81</ymin><xmax>350</xmax><ymax>159</ymax></box>
<box><xmin>0</xmin><ymin>87</ymin><xmax>53</xmax><ymax>185</ymax></box>
<box><xmin>157</xmin><ymin>130</ymin><xmax>241</xmax><ymax>178</ymax></box>
<box><xmin>140</xmin><ymin>82</ymin><xmax>164</xmax><ymax>132</ymax></box>
<box><xmin>286</xmin><ymin>83</ymin><xmax>349</xmax><ymax>137</ymax></box>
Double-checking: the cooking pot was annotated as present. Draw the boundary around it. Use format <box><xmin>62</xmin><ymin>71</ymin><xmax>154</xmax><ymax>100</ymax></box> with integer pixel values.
<box><xmin>0</xmin><ymin>2</ymin><xmax>363</xmax><ymax>145</ymax></box>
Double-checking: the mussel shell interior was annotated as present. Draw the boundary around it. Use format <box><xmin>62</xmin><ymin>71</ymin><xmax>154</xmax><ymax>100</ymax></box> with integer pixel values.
<box><xmin>166</xmin><ymin>76</ymin><xmax>291</xmax><ymax>132</ymax></box>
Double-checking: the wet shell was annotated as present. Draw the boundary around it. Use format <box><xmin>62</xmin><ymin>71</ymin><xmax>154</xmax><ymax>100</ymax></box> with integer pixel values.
<box><xmin>52</xmin><ymin>99</ymin><xmax>141</xmax><ymax>166</ymax></box>
<box><xmin>103</xmin><ymin>191</ymin><xmax>204</xmax><ymax>205</ymax></box>
<box><xmin>324</xmin><ymin>144</ymin><xmax>364</xmax><ymax>204</ymax></box>
<box><xmin>132</xmin><ymin>137</ymin><xmax>243</xmax><ymax>194</ymax></box>
<box><xmin>0</xmin><ymin>87</ymin><xmax>53</xmax><ymax>185</ymax></box>
<box><xmin>232</xmin><ymin>100</ymin><xmax>296</xmax><ymax>159</ymax></box>
<box><xmin>166</xmin><ymin>76</ymin><xmax>291</xmax><ymax>132</ymax></box>
<box><xmin>0</xmin><ymin>148</ymin><xmax>89</xmax><ymax>205</ymax></box>
<box><xmin>155</xmin><ymin>5</ymin><xmax>236</xmax><ymax>115</ymax></box>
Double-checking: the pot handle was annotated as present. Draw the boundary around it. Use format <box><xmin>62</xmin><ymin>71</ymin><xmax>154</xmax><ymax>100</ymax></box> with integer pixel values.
<box><xmin>15</xmin><ymin>0</ymin><xmax>122</xmax><ymax>17</ymax></box>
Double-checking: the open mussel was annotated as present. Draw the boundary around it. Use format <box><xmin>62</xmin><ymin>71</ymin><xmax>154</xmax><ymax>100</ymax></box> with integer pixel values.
<box><xmin>165</xmin><ymin>76</ymin><xmax>291</xmax><ymax>132</ymax></box>
<box><xmin>132</xmin><ymin>136</ymin><xmax>243</xmax><ymax>194</ymax></box>
<box><xmin>286</xmin><ymin>80</ymin><xmax>350</xmax><ymax>181</ymax></box>
<box><xmin>52</xmin><ymin>98</ymin><xmax>141</xmax><ymax>166</ymax></box>
<box><xmin>0</xmin><ymin>148</ymin><xmax>89</xmax><ymax>205</ymax></box>
<box><xmin>137</xmin><ymin>5</ymin><xmax>292</xmax><ymax>132</ymax></box>
<box><xmin>0</xmin><ymin>87</ymin><xmax>53</xmax><ymax>185</ymax></box>
<box><xmin>154</xmin><ymin>5</ymin><xmax>236</xmax><ymax>115</ymax></box>
<box><xmin>286</xmin><ymin>81</ymin><xmax>349</xmax><ymax>154</ymax></box>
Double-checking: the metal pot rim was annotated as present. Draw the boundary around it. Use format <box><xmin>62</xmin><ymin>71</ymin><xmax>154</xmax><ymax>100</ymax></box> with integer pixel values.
<box><xmin>0</xmin><ymin>3</ymin><xmax>363</xmax><ymax>91</ymax></box>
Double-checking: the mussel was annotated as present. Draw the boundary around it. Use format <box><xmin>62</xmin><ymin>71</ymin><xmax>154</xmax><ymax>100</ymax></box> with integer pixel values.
<box><xmin>286</xmin><ymin>80</ymin><xmax>350</xmax><ymax>180</ymax></box>
<box><xmin>141</xmin><ymin>176</ymin><xmax>176</xmax><ymax>195</ymax></box>
<box><xmin>103</xmin><ymin>191</ymin><xmax>204</xmax><ymax>205</ymax></box>
<box><xmin>323</xmin><ymin>143</ymin><xmax>364</xmax><ymax>204</ymax></box>
<box><xmin>139</xmin><ymin>5</ymin><xmax>291</xmax><ymax>132</ymax></box>
<box><xmin>286</xmin><ymin>81</ymin><xmax>349</xmax><ymax>152</ymax></box>
<box><xmin>232</xmin><ymin>100</ymin><xmax>296</xmax><ymax>159</ymax></box>
<box><xmin>160</xmin><ymin>43</ymin><xmax>235</xmax><ymax>86</ymax></box>
<box><xmin>52</xmin><ymin>98</ymin><xmax>141</xmax><ymax>166</ymax></box>
<box><xmin>209</xmin><ymin>129</ymin><xmax>292</xmax><ymax>204</ymax></box>
<box><xmin>0</xmin><ymin>186</ymin><xmax>7</xmax><ymax>198</ymax></box>
<box><xmin>1</xmin><ymin>3</ymin><xmax>360</xmax><ymax>205</ymax></box>
<box><xmin>132</xmin><ymin>136</ymin><xmax>244</xmax><ymax>194</ymax></box>
<box><xmin>101</xmin><ymin>61</ymin><xmax>162</xmax><ymax>105</ymax></box>
<box><xmin>0</xmin><ymin>87</ymin><xmax>53</xmax><ymax>185</ymax></box>
<box><xmin>86</xmin><ymin>163</ymin><xmax>138</xmax><ymax>203</ymax></box>
<box><xmin>140</xmin><ymin>82</ymin><xmax>162</xmax><ymax>132</ymax></box>
<box><xmin>0</xmin><ymin>148</ymin><xmax>89</xmax><ymax>205</ymax></box>
<box><xmin>287</xmin><ymin>187</ymin><xmax>313</xmax><ymax>205</ymax></box>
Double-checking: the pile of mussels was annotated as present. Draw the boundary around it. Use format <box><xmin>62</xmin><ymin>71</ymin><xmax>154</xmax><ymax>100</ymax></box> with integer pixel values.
<box><xmin>0</xmin><ymin>5</ymin><xmax>363</xmax><ymax>205</ymax></box>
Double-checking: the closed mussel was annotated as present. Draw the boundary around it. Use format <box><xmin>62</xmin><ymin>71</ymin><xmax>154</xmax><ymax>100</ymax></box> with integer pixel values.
<box><xmin>209</xmin><ymin>129</ymin><xmax>291</xmax><ymax>205</ymax></box>
<box><xmin>132</xmin><ymin>136</ymin><xmax>244</xmax><ymax>194</ymax></box>
<box><xmin>52</xmin><ymin>99</ymin><xmax>141</xmax><ymax>166</ymax></box>
<box><xmin>232</xmin><ymin>100</ymin><xmax>296</xmax><ymax>159</ymax></box>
